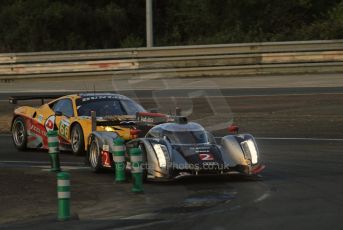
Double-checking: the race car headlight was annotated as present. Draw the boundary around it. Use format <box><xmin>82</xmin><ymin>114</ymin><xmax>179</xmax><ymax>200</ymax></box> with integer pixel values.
<box><xmin>152</xmin><ymin>144</ymin><xmax>167</xmax><ymax>168</ymax></box>
<box><xmin>104</xmin><ymin>126</ymin><xmax>115</xmax><ymax>132</ymax></box>
<box><xmin>240</xmin><ymin>139</ymin><xmax>258</xmax><ymax>164</ymax></box>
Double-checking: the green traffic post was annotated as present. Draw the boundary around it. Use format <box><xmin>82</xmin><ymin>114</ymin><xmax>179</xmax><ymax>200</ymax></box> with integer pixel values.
<box><xmin>130</xmin><ymin>148</ymin><xmax>143</xmax><ymax>193</ymax></box>
<box><xmin>47</xmin><ymin>130</ymin><xmax>61</xmax><ymax>172</ymax></box>
<box><xmin>112</xmin><ymin>137</ymin><xmax>126</xmax><ymax>183</ymax></box>
<box><xmin>57</xmin><ymin>172</ymin><xmax>71</xmax><ymax>221</ymax></box>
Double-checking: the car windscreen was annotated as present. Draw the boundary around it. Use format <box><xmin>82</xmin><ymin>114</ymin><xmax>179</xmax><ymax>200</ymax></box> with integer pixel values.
<box><xmin>163</xmin><ymin>130</ymin><xmax>208</xmax><ymax>144</ymax></box>
<box><xmin>76</xmin><ymin>98</ymin><xmax>145</xmax><ymax>117</ymax></box>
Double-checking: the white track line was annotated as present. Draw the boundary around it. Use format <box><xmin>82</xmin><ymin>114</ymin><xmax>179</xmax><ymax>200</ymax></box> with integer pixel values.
<box><xmin>1</xmin><ymin>134</ymin><xmax>343</xmax><ymax>141</ymax></box>
<box><xmin>135</xmin><ymin>92</ymin><xmax>343</xmax><ymax>99</ymax></box>
<box><xmin>254</xmin><ymin>192</ymin><xmax>271</xmax><ymax>203</ymax></box>
<box><xmin>19</xmin><ymin>92</ymin><xmax>343</xmax><ymax>99</ymax></box>
<box><xmin>122</xmin><ymin>213</ymin><xmax>158</xmax><ymax>220</ymax></box>
<box><xmin>256</xmin><ymin>137</ymin><xmax>343</xmax><ymax>141</ymax></box>
<box><xmin>214</xmin><ymin>137</ymin><xmax>343</xmax><ymax>141</ymax></box>
<box><xmin>0</xmin><ymin>89</ymin><xmax>76</xmax><ymax>93</ymax></box>
<box><xmin>136</xmin><ymin>92</ymin><xmax>343</xmax><ymax>99</ymax></box>
<box><xmin>0</xmin><ymin>160</ymin><xmax>83</xmax><ymax>165</ymax></box>
<box><xmin>111</xmin><ymin>220</ymin><xmax>171</xmax><ymax>230</ymax></box>
<box><xmin>1</xmin><ymin>90</ymin><xmax>343</xmax><ymax>98</ymax></box>
<box><xmin>0</xmin><ymin>134</ymin><xmax>11</xmax><ymax>137</ymax></box>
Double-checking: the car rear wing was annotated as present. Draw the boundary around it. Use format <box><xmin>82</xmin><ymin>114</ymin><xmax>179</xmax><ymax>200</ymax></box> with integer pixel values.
<box><xmin>90</xmin><ymin>111</ymin><xmax>137</xmax><ymax>131</ymax></box>
<box><xmin>137</xmin><ymin>110</ymin><xmax>188</xmax><ymax>124</ymax></box>
<box><xmin>9</xmin><ymin>95</ymin><xmax>62</xmax><ymax>105</ymax></box>
<box><xmin>89</xmin><ymin>110</ymin><xmax>188</xmax><ymax>131</ymax></box>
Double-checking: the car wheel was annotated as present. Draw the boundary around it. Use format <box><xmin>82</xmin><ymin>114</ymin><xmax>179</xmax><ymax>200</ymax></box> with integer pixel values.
<box><xmin>70</xmin><ymin>124</ymin><xmax>85</xmax><ymax>155</ymax></box>
<box><xmin>12</xmin><ymin>117</ymin><xmax>27</xmax><ymax>150</ymax></box>
<box><xmin>88</xmin><ymin>138</ymin><xmax>103</xmax><ymax>172</ymax></box>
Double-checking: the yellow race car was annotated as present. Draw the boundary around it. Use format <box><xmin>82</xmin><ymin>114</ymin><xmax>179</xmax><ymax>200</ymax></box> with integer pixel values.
<box><xmin>10</xmin><ymin>93</ymin><xmax>151</xmax><ymax>155</ymax></box>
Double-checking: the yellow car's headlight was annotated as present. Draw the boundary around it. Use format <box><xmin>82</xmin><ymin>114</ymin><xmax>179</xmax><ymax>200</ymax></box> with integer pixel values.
<box><xmin>104</xmin><ymin>126</ymin><xmax>115</xmax><ymax>132</ymax></box>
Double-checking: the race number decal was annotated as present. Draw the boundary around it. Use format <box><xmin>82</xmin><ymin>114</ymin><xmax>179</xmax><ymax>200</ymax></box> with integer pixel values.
<box><xmin>45</xmin><ymin>115</ymin><xmax>56</xmax><ymax>132</ymax></box>
<box><xmin>199</xmin><ymin>153</ymin><xmax>214</xmax><ymax>161</ymax></box>
<box><xmin>59</xmin><ymin>119</ymin><xmax>70</xmax><ymax>139</ymax></box>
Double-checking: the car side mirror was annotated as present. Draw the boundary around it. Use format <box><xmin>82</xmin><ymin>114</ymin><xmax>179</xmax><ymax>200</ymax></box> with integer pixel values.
<box><xmin>55</xmin><ymin>111</ymin><xmax>62</xmax><ymax>116</ymax></box>
<box><xmin>228</xmin><ymin>124</ymin><xmax>239</xmax><ymax>134</ymax></box>
<box><xmin>206</xmin><ymin>131</ymin><xmax>216</xmax><ymax>144</ymax></box>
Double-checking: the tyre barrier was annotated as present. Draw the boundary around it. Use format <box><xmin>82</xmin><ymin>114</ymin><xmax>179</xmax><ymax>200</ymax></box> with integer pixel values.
<box><xmin>130</xmin><ymin>148</ymin><xmax>144</xmax><ymax>193</ymax></box>
<box><xmin>47</xmin><ymin>130</ymin><xmax>61</xmax><ymax>172</ymax></box>
<box><xmin>57</xmin><ymin>172</ymin><xmax>71</xmax><ymax>221</ymax></box>
<box><xmin>113</xmin><ymin>137</ymin><xmax>126</xmax><ymax>183</ymax></box>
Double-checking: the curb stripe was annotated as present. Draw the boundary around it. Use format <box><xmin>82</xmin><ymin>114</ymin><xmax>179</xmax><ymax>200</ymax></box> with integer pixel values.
<box><xmin>130</xmin><ymin>156</ymin><xmax>142</xmax><ymax>162</ymax></box>
<box><xmin>49</xmin><ymin>147</ymin><xmax>58</xmax><ymax>153</ymax></box>
<box><xmin>58</xmin><ymin>192</ymin><xmax>70</xmax><ymax>199</ymax></box>
<box><xmin>113</xmin><ymin>156</ymin><xmax>125</xmax><ymax>162</ymax></box>
<box><xmin>48</xmin><ymin>136</ymin><xmax>58</xmax><ymax>142</ymax></box>
<box><xmin>132</xmin><ymin>167</ymin><xmax>143</xmax><ymax>173</ymax></box>
<box><xmin>114</xmin><ymin>146</ymin><xmax>126</xmax><ymax>151</ymax></box>
<box><xmin>58</xmin><ymin>180</ymin><xmax>70</xmax><ymax>186</ymax></box>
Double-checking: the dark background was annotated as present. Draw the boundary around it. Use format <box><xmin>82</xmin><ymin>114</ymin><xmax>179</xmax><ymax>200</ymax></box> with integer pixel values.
<box><xmin>0</xmin><ymin>0</ymin><xmax>342</xmax><ymax>52</ymax></box>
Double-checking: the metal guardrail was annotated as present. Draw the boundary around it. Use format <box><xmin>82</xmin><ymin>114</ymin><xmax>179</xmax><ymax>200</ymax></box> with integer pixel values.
<box><xmin>4</xmin><ymin>62</ymin><xmax>343</xmax><ymax>80</ymax></box>
<box><xmin>0</xmin><ymin>60</ymin><xmax>139</xmax><ymax>75</ymax></box>
<box><xmin>0</xmin><ymin>40</ymin><xmax>342</xmax><ymax>79</ymax></box>
<box><xmin>0</xmin><ymin>39</ymin><xmax>342</xmax><ymax>63</ymax></box>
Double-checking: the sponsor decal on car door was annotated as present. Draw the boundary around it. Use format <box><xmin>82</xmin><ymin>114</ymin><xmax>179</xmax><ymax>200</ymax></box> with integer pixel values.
<box><xmin>27</xmin><ymin>118</ymin><xmax>48</xmax><ymax>149</ymax></box>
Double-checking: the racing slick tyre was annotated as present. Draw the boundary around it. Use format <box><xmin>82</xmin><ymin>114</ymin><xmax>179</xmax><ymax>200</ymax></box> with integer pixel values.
<box><xmin>12</xmin><ymin>117</ymin><xmax>27</xmax><ymax>151</ymax></box>
<box><xmin>71</xmin><ymin>124</ymin><xmax>85</xmax><ymax>155</ymax></box>
<box><xmin>88</xmin><ymin>138</ymin><xmax>103</xmax><ymax>173</ymax></box>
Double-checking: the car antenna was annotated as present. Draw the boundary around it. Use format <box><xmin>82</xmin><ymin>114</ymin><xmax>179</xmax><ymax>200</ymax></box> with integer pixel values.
<box><xmin>83</xmin><ymin>81</ymin><xmax>89</xmax><ymax>95</ymax></box>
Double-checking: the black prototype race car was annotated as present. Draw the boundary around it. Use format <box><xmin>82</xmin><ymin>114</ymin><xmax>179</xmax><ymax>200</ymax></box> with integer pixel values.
<box><xmin>89</xmin><ymin>114</ymin><xmax>265</xmax><ymax>180</ymax></box>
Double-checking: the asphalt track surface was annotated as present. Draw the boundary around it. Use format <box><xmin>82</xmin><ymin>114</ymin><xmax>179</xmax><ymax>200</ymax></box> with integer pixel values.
<box><xmin>1</xmin><ymin>83</ymin><xmax>343</xmax><ymax>229</ymax></box>
<box><xmin>2</xmin><ymin>86</ymin><xmax>343</xmax><ymax>100</ymax></box>
<box><xmin>1</xmin><ymin>135</ymin><xmax>343</xmax><ymax>230</ymax></box>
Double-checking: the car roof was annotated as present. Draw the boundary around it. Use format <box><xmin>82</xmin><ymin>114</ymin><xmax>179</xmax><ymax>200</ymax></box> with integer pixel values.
<box><xmin>153</xmin><ymin>122</ymin><xmax>205</xmax><ymax>132</ymax></box>
<box><xmin>78</xmin><ymin>93</ymin><xmax>130</xmax><ymax>99</ymax></box>
<box><xmin>50</xmin><ymin>93</ymin><xmax>131</xmax><ymax>103</ymax></box>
